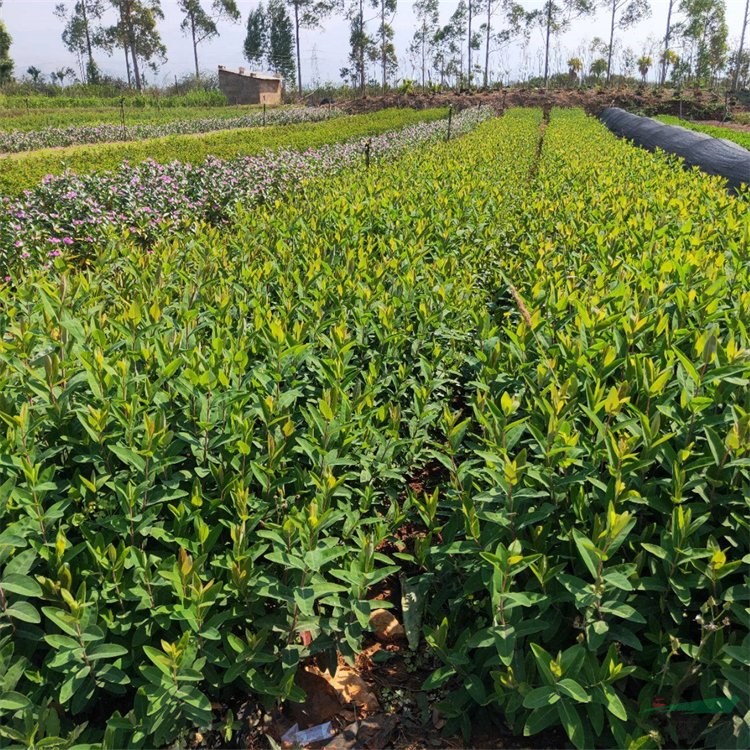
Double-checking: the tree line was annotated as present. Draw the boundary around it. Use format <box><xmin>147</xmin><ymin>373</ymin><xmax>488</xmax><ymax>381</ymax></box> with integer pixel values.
<box><xmin>0</xmin><ymin>1</ymin><xmax>748</xmax><ymax>94</ymax></box>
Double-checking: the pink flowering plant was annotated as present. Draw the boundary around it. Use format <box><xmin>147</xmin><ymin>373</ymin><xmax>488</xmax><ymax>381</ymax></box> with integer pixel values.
<box><xmin>0</xmin><ymin>107</ymin><xmax>492</xmax><ymax>279</ymax></box>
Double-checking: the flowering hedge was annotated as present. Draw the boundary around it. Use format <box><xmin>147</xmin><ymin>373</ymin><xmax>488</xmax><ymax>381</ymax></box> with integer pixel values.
<box><xmin>0</xmin><ymin>107</ymin><xmax>492</xmax><ymax>279</ymax></box>
<box><xmin>0</xmin><ymin>107</ymin><xmax>343</xmax><ymax>154</ymax></box>
<box><xmin>0</xmin><ymin>107</ymin><xmax>445</xmax><ymax>196</ymax></box>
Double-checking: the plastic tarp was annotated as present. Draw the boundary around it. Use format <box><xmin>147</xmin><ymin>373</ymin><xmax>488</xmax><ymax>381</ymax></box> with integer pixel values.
<box><xmin>600</xmin><ymin>107</ymin><xmax>750</xmax><ymax>191</ymax></box>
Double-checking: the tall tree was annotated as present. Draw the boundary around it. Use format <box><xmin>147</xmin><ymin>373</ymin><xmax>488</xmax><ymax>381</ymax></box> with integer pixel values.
<box><xmin>54</xmin><ymin>2</ymin><xmax>105</xmax><ymax>83</ymax></box>
<box><xmin>27</xmin><ymin>65</ymin><xmax>43</xmax><ymax>83</ymax></box>
<box><xmin>0</xmin><ymin>16</ymin><xmax>12</xmax><ymax>85</ymax></box>
<box><xmin>482</xmin><ymin>2</ymin><xmax>524</xmax><ymax>89</ymax></box>
<box><xmin>179</xmin><ymin>1</ymin><xmax>240</xmax><ymax>79</ymax></box>
<box><xmin>598</xmin><ymin>0</ymin><xmax>650</xmax><ymax>85</ymax></box>
<box><xmin>244</xmin><ymin>3</ymin><xmax>268</xmax><ymax>67</ymax></box>
<box><xmin>342</xmin><ymin>0</ymin><xmax>373</xmax><ymax>94</ymax></box>
<box><xmin>268</xmin><ymin>0</ymin><xmax>296</xmax><ymax>84</ymax></box>
<box><xmin>284</xmin><ymin>1</ymin><xmax>336</xmax><ymax>95</ymax></box>
<box><xmin>678</xmin><ymin>0</ymin><xmax>727</xmax><ymax>86</ymax></box>
<box><xmin>731</xmin><ymin>0</ymin><xmax>749</xmax><ymax>91</ymax></box>
<box><xmin>522</xmin><ymin>2</ymin><xmax>594</xmax><ymax>88</ymax></box>
<box><xmin>637</xmin><ymin>53</ymin><xmax>651</xmax><ymax>82</ymax></box>
<box><xmin>372</xmin><ymin>0</ymin><xmax>397</xmax><ymax>92</ymax></box>
<box><xmin>659</xmin><ymin>0</ymin><xmax>676</xmax><ymax>84</ymax></box>
<box><xmin>105</xmin><ymin>1</ymin><xmax>167</xmax><ymax>91</ymax></box>
<box><xmin>409</xmin><ymin>0</ymin><xmax>438</xmax><ymax>87</ymax></box>
<box><xmin>443</xmin><ymin>1</ymin><xmax>467</xmax><ymax>86</ymax></box>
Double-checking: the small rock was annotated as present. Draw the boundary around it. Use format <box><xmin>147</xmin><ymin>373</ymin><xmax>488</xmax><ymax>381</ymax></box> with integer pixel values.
<box><xmin>369</xmin><ymin>609</ymin><xmax>406</xmax><ymax>642</ymax></box>
<box><xmin>358</xmin><ymin>714</ymin><xmax>398</xmax><ymax>750</ymax></box>
<box><xmin>323</xmin><ymin>665</ymin><xmax>379</xmax><ymax>713</ymax></box>
<box><xmin>323</xmin><ymin>721</ymin><xmax>359</xmax><ymax>750</ymax></box>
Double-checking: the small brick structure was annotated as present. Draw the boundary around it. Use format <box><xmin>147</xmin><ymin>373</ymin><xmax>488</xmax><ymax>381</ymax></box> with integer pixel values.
<box><xmin>218</xmin><ymin>66</ymin><xmax>282</xmax><ymax>105</ymax></box>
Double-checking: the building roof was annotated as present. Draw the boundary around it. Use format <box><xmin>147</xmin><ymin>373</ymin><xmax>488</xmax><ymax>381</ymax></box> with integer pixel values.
<box><xmin>218</xmin><ymin>66</ymin><xmax>282</xmax><ymax>81</ymax></box>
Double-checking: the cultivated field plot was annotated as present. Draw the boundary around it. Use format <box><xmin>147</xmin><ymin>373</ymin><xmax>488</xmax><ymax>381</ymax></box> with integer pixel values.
<box><xmin>0</xmin><ymin>107</ymin><xmax>343</xmax><ymax>154</ymax></box>
<box><xmin>0</xmin><ymin>105</ymin><xmax>259</xmax><ymax>132</ymax></box>
<box><xmin>0</xmin><ymin>108</ymin><xmax>748</xmax><ymax>750</ymax></box>
<box><xmin>0</xmin><ymin>107</ymin><xmax>446</xmax><ymax>198</ymax></box>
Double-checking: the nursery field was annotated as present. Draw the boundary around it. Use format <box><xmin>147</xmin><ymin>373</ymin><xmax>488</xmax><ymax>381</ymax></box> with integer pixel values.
<box><xmin>0</xmin><ymin>108</ymin><xmax>748</xmax><ymax>750</ymax></box>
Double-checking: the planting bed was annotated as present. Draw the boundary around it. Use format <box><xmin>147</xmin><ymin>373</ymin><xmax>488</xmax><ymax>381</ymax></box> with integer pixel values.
<box><xmin>0</xmin><ymin>107</ymin><xmax>446</xmax><ymax>197</ymax></box>
<box><xmin>0</xmin><ymin>107</ymin><xmax>343</xmax><ymax>154</ymax></box>
<box><xmin>0</xmin><ymin>108</ymin><xmax>748</xmax><ymax>750</ymax></box>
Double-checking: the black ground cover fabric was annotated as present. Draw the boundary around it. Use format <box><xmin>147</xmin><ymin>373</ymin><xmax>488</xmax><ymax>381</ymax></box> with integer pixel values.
<box><xmin>600</xmin><ymin>107</ymin><xmax>750</xmax><ymax>191</ymax></box>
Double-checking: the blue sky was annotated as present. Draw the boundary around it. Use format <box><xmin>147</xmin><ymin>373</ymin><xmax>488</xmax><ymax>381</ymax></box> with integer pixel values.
<box><xmin>1</xmin><ymin>1</ymin><xmax>747</xmax><ymax>87</ymax></box>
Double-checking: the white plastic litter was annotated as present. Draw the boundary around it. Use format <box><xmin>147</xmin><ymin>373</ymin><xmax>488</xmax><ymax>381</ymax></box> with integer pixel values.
<box><xmin>280</xmin><ymin>721</ymin><xmax>335</xmax><ymax>746</ymax></box>
<box><xmin>281</xmin><ymin>723</ymin><xmax>299</xmax><ymax>745</ymax></box>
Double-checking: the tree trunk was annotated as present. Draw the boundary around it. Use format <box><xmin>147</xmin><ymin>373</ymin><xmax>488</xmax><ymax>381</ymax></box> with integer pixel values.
<box><xmin>421</xmin><ymin>21</ymin><xmax>426</xmax><ymax>88</ymax></box>
<box><xmin>122</xmin><ymin>0</ymin><xmax>141</xmax><ymax>91</ymax></box>
<box><xmin>381</xmin><ymin>0</ymin><xmax>386</xmax><ymax>93</ymax></box>
<box><xmin>660</xmin><ymin>0</ymin><xmax>674</xmax><ymax>85</ymax></box>
<box><xmin>543</xmin><ymin>1</ymin><xmax>552</xmax><ymax>88</ymax></box>
<box><xmin>467</xmin><ymin>0</ymin><xmax>472</xmax><ymax>87</ymax></box>
<box><xmin>484</xmin><ymin>0</ymin><xmax>491</xmax><ymax>88</ymax></box>
<box><xmin>120</xmin><ymin>2</ymin><xmax>132</xmax><ymax>87</ymax></box>
<box><xmin>293</xmin><ymin>4</ymin><xmax>302</xmax><ymax>95</ymax></box>
<box><xmin>131</xmin><ymin>39</ymin><xmax>141</xmax><ymax>90</ymax></box>
<box><xmin>606</xmin><ymin>0</ymin><xmax>617</xmax><ymax>85</ymax></box>
<box><xmin>358</xmin><ymin>0</ymin><xmax>365</xmax><ymax>96</ymax></box>
<box><xmin>191</xmin><ymin>12</ymin><xmax>200</xmax><ymax>78</ymax></box>
<box><xmin>81</xmin><ymin>0</ymin><xmax>94</xmax><ymax>79</ymax></box>
<box><xmin>733</xmin><ymin>0</ymin><xmax>750</xmax><ymax>91</ymax></box>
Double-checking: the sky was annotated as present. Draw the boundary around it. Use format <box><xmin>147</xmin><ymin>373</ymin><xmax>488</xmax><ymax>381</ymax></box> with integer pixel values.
<box><xmin>1</xmin><ymin>1</ymin><xmax>748</xmax><ymax>88</ymax></box>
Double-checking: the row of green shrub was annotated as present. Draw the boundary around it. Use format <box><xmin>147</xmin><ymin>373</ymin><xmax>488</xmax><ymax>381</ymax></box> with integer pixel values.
<box><xmin>657</xmin><ymin>115</ymin><xmax>750</xmax><ymax>150</ymax></box>
<box><xmin>0</xmin><ymin>105</ymin><xmax>267</xmax><ymax>133</ymax></box>
<box><xmin>0</xmin><ymin>108</ymin><xmax>446</xmax><ymax>196</ymax></box>
<box><xmin>0</xmin><ymin>90</ymin><xmax>227</xmax><ymax>110</ymax></box>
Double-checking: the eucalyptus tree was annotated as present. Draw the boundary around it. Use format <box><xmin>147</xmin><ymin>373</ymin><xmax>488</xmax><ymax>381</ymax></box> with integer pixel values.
<box><xmin>104</xmin><ymin>1</ymin><xmax>166</xmax><ymax>91</ymax></box>
<box><xmin>54</xmin><ymin>2</ymin><xmax>105</xmax><ymax>83</ymax></box>
<box><xmin>440</xmin><ymin>1</ymin><xmax>467</xmax><ymax>86</ymax></box>
<box><xmin>178</xmin><ymin>1</ymin><xmax>240</xmax><ymax>78</ymax></box>
<box><xmin>244</xmin><ymin>2</ymin><xmax>268</xmax><ymax>67</ymax></box>
<box><xmin>731</xmin><ymin>0</ymin><xmax>749</xmax><ymax>91</ymax></box>
<box><xmin>520</xmin><ymin>2</ymin><xmax>594</xmax><ymax>88</ymax></box>
<box><xmin>283</xmin><ymin>1</ymin><xmax>337</xmax><ymax>95</ymax></box>
<box><xmin>678</xmin><ymin>0</ymin><xmax>727</xmax><ymax>87</ymax></box>
<box><xmin>481</xmin><ymin>2</ymin><xmax>524</xmax><ymax>88</ymax></box>
<box><xmin>597</xmin><ymin>0</ymin><xmax>650</xmax><ymax>84</ymax></box>
<box><xmin>268</xmin><ymin>0</ymin><xmax>296</xmax><ymax>84</ymax></box>
<box><xmin>0</xmin><ymin>15</ymin><xmax>11</xmax><ymax>85</ymax></box>
<box><xmin>373</xmin><ymin>0</ymin><xmax>397</xmax><ymax>91</ymax></box>
<box><xmin>409</xmin><ymin>0</ymin><xmax>438</xmax><ymax>87</ymax></box>
<box><xmin>341</xmin><ymin>0</ymin><xmax>373</xmax><ymax>94</ymax></box>
<box><xmin>659</xmin><ymin>0</ymin><xmax>676</xmax><ymax>84</ymax></box>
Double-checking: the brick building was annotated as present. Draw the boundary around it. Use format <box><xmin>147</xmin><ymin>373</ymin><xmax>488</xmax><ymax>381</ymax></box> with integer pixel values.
<box><xmin>217</xmin><ymin>66</ymin><xmax>282</xmax><ymax>105</ymax></box>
